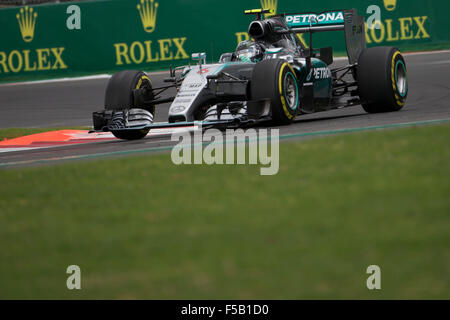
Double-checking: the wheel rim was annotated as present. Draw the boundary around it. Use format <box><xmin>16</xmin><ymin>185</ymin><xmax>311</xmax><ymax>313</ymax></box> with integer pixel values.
<box><xmin>134</xmin><ymin>75</ymin><xmax>154</xmax><ymax>113</ymax></box>
<box><xmin>395</xmin><ymin>60</ymin><xmax>407</xmax><ymax>98</ymax></box>
<box><xmin>283</xmin><ymin>72</ymin><xmax>299</xmax><ymax>111</ymax></box>
<box><xmin>136</xmin><ymin>75</ymin><xmax>151</xmax><ymax>90</ymax></box>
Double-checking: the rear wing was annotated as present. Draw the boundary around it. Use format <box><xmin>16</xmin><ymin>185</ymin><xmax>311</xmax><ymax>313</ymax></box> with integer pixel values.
<box><xmin>284</xmin><ymin>11</ymin><xmax>345</xmax><ymax>30</ymax></box>
<box><xmin>276</xmin><ymin>9</ymin><xmax>366</xmax><ymax>64</ymax></box>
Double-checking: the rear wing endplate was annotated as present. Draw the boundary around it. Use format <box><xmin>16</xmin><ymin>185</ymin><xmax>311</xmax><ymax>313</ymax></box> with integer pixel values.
<box><xmin>278</xmin><ymin>9</ymin><xmax>366</xmax><ymax>64</ymax></box>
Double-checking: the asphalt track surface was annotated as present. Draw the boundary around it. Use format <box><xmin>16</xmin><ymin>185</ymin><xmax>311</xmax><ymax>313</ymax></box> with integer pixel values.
<box><xmin>0</xmin><ymin>51</ymin><xmax>449</xmax><ymax>167</ymax></box>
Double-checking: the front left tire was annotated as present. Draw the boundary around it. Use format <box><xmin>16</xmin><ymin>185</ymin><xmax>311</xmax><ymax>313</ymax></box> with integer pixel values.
<box><xmin>251</xmin><ymin>59</ymin><xmax>300</xmax><ymax>124</ymax></box>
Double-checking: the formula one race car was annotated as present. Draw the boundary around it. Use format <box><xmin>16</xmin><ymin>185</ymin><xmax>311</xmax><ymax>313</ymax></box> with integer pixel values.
<box><xmin>92</xmin><ymin>8</ymin><xmax>408</xmax><ymax>140</ymax></box>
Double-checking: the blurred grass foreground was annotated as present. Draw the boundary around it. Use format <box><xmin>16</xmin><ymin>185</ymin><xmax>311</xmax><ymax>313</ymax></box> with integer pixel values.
<box><xmin>0</xmin><ymin>124</ymin><xmax>449</xmax><ymax>299</ymax></box>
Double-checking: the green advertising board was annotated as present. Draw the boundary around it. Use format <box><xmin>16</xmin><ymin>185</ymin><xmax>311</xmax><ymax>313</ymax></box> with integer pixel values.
<box><xmin>0</xmin><ymin>0</ymin><xmax>448</xmax><ymax>82</ymax></box>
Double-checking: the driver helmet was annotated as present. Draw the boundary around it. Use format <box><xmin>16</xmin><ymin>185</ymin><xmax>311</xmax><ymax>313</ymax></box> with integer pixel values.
<box><xmin>235</xmin><ymin>40</ymin><xmax>263</xmax><ymax>63</ymax></box>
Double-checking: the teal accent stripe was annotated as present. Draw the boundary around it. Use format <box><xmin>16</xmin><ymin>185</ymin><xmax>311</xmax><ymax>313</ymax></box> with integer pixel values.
<box><xmin>288</xmin><ymin>19</ymin><xmax>344</xmax><ymax>27</ymax></box>
<box><xmin>213</xmin><ymin>64</ymin><xmax>228</xmax><ymax>75</ymax></box>
<box><xmin>1</xmin><ymin>118</ymin><xmax>449</xmax><ymax>168</ymax></box>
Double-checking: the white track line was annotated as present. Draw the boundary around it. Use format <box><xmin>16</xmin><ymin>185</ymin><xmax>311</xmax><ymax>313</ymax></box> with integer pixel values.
<box><xmin>1</xmin><ymin>74</ymin><xmax>112</xmax><ymax>87</ymax></box>
<box><xmin>422</xmin><ymin>60</ymin><xmax>450</xmax><ymax>65</ymax></box>
<box><xmin>404</xmin><ymin>49</ymin><xmax>450</xmax><ymax>56</ymax></box>
<box><xmin>0</xmin><ymin>146</ymin><xmax>50</xmax><ymax>153</ymax></box>
<box><xmin>0</xmin><ymin>70</ymin><xmax>169</xmax><ymax>87</ymax></box>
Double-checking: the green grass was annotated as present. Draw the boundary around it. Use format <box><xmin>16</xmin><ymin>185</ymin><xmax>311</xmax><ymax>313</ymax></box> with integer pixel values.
<box><xmin>0</xmin><ymin>127</ymin><xmax>90</xmax><ymax>140</ymax></box>
<box><xmin>0</xmin><ymin>124</ymin><xmax>449</xmax><ymax>299</ymax></box>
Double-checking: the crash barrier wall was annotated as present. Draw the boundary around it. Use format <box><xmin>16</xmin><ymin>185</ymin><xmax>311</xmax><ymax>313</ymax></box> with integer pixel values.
<box><xmin>0</xmin><ymin>0</ymin><xmax>448</xmax><ymax>81</ymax></box>
<box><xmin>0</xmin><ymin>0</ymin><xmax>87</xmax><ymax>6</ymax></box>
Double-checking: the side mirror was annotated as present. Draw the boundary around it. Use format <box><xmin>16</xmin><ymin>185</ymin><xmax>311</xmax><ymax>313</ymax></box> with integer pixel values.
<box><xmin>192</xmin><ymin>52</ymin><xmax>206</xmax><ymax>64</ymax></box>
<box><xmin>219</xmin><ymin>52</ymin><xmax>234</xmax><ymax>63</ymax></box>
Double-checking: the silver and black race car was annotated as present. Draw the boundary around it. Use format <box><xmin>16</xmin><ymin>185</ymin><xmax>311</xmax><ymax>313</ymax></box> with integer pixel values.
<box><xmin>92</xmin><ymin>8</ymin><xmax>408</xmax><ymax>140</ymax></box>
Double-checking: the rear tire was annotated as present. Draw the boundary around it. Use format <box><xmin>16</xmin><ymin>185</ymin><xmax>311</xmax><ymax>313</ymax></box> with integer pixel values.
<box><xmin>104</xmin><ymin>70</ymin><xmax>153</xmax><ymax>140</ymax></box>
<box><xmin>251</xmin><ymin>59</ymin><xmax>300</xmax><ymax>124</ymax></box>
<box><xmin>357</xmin><ymin>46</ymin><xmax>408</xmax><ymax>113</ymax></box>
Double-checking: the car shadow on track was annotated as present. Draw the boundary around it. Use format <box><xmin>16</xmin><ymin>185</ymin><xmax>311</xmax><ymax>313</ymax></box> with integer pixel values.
<box><xmin>293</xmin><ymin>112</ymin><xmax>369</xmax><ymax>124</ymax></box>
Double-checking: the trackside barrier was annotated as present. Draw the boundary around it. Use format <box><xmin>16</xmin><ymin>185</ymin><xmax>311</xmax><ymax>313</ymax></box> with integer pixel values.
<box><xmin>0</xmin><ymin>0</ymin><xmax>448</xmax><ymax>81</ymax></box>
